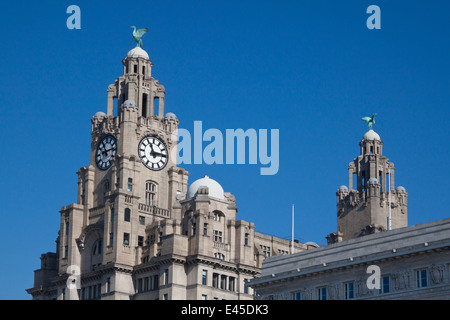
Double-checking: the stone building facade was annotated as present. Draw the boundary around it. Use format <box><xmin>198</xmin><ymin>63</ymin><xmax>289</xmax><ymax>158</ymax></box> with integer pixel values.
<box><xmin>26</xmin><ymin>46</ymin><xmax>316</xmax><ymax>300</ymax></box>
<box><xmin>248</xmin><ymin>218</ymin><xmax>450</xmax><ymax>300</ymax></box>
<box><xmin>248</xmin><ymin>130</ymin><xmax>450</xmax><ymax>300</ymax></box>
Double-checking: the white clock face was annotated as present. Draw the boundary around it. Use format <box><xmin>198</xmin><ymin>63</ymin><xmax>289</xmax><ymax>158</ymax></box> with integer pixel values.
<box><xmin>95</xmin><ymin>135</ymin><xmax>117</xmax><ymax>170</ymax></box>
<box><xmin>138</xmin><ymin>136</ymin><xmax>168</xmax><ymax>171</ymax></box>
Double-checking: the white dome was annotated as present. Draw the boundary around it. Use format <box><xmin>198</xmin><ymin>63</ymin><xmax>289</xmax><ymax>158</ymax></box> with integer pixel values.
<box><xmin>93</xmin><ymin>111</ymin><xmax>106</xmax><ymax>119</ymax></box>
<box><xmin>363</xmin><ymin>129</ymin><xmax>381</xmax><ymax>141</ymax></box>
<box><xmin>165</xmin><ymin>112</ymin><xmax>178</xmax><ymax>121</ymax></box>
<box><xmin>121</xmin><ymin>100</ymin><xmax>137</xmax><ymax>109</ymax></box>
<box><xmin>396</xmin><ymin>186</ymin><xmax>406</xmax><ymax>193</ymax></box>
<box><xmin>126</xmin><ymin>46</ymin><xmax>149</xmax><ymax>60</ymax></box>
<box><xmin>187</xmin><ymin>176</ymin><xmax>225</xmax><ymax>200</ymax></box>
<box><xmin>338</xmin><ymin>185</ymin><xmax>348</xmax><ymax>193</ymax></box>
<box><xmin>368</xmin><ymin>177</ymin><xmax>379</xmax><ymax>185</ymax></box>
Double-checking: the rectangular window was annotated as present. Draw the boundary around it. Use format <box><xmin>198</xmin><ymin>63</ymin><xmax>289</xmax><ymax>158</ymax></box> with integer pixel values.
<box><xmin>138</xmin><ymin>278</ymin><xmax>143</xmax><ymax>293</ymax></box>
<box><xmin>164</xmin><ymin>269</ymin><xmax>169</xmax><ymax>285</ymax></box>
<box><xmin>214</xmin><ymin>230</ymin><xmax>223</xmax><ymax>242</ymax></box>
<box><xmin>244</xmin><ymin>233</ymin><xmax>249</xmax><ymax>246</ymax></box>
<box><xmin>228</xmin><ymin>277</ymin><xmax>235</xmax><ymax>291</ymax></box>
<box><xmin>344</xmin><ymin>282</ymin><xmax>354</xmax><ymax>299</ymax></box>
<box><xmin>163</xmin><ymin>293</ymin><xmax>168</xmax><ymax>300</ymax></box>
<box><xmin>109</xmin><ymin>232</ymin><xmax>114</xmax><ymax>246</ymax></box>
<box><xmin>203</xmin><ymin>223</ymin><xmax>208</xmax><ymax>236</ymax></box>
<box><xmin>201</xmin><ymin>294</ymin><xmax>207</xmax><ymax>300</ymax></box>
<box><xmin>142</xmin><ymin>93</ymin><xmax>148</xmax><ymax>117</ymax></box>
<box><xmin>106</xmin><ymin>277</ymin><xmax>111</xmax><ymax>293</ymax></box>
<box><xmin>111</xmin><ymin>207</ymin><xmax>114</xmax><ymax>222</ymax></box>
<box><xmin>139</xmin><ymin>216</ymin><xmax>145</xmax><ymax>225</ymax></box>
<box><xmin>123</xmin><ymin>233</ymin><xmax>130</xmax><ymax>245</ymax></box>
<box><xmin>212</xmin><ymin>273</ymin><xmax>219</xmax><ymax>288</ymax></box>
<box><xmin>138</xmin><ymin>236</ymin><xmax>144</xmax><ymax>247</ymax></box>
<box><xmin>143</xmin><ymin>277</ymin><xmax>149</xmax><ymax>292</ymax></box>
<box><xmin>380</xmin><ymin>276</ymin><xmax>390</xmax><ymax>294</ymax></box>
<box><xmin>202</xmin><ymin>270</ymin><xmax>208</xmax><ymax>285</ymax></box>
<box><xmin>98</xmin><ymin>240</ymin><xmax>103</xmax><ymax>254</ymax></box>
<box><xmin>133</xmin><ymin>64</ymin><xmax>137</xmax><ymax>73</ymax></box>
<box><xmin>127</xmin><ymin>178</ymin><xmax>133</xmax><ymax>192</ymax></box>
<box><xmin>318</xmin><ymin>287</ymin><xmax>327</xmax><ymax>300</ymax></box>
<box><xmin>65</xmin><ymin>221</ymin><xmax>70</xmax><ymax>236</ymax></box>
<box><xmin>417</xmin><ymin>269</ymin><xmax>428</xmax><ymax>288</ymax></box>
<box><xmin>292</xmin><ymin>291</ymin><xmax>301</xmax><ymax>300</ymax></box>
<box><xmin>220</xmin><ymin>275</ymin><xmax>226</xmax><ymax>290</ymax></box>
<box><xmin>97</xmin><ymin>283</ymin><xmax>101</xmax><ymax>298</ymax></box>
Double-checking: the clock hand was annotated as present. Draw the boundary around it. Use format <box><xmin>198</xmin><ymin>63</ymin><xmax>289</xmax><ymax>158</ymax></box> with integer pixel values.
<box><xmin>151</xmin><ymin>151</ymin><xmax>166</xmax><ymax>157</ymax></box>
<box><xmin>149</xmin><ymin>144</ymin><xmax>157</xmax><ymax>158</ymax></box>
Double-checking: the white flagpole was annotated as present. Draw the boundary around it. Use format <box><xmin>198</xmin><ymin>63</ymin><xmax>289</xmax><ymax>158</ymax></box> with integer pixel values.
<box><xmin>291</xmin><ymin>204</ymin><xmax>294</xmax><ymax>254</ymax></box>
<box><xmin>388</xmin><ymin>167</ymin><xmax>392</xmax><ymax>231</ymax></box>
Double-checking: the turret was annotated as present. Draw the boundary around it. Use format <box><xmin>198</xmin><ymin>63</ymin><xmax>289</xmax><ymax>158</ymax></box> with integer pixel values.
<box><xmin>328</xmin><ymin>125</ymin><xmax>408</xmax><ymax>244</ymax></box>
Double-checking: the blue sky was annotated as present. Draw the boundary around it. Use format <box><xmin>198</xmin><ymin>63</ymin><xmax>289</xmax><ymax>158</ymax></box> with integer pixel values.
<box><xmin>0</xmin><ymin>0</ymin><xmax>448</xmax><ymax>299</ymax></box>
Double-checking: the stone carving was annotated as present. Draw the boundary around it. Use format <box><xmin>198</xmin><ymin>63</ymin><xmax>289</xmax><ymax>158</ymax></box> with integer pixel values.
<box><xmin>328</xmin><ymin>283</ymin><xmax>340</xmax><ymax>300</ymax></box>
<box><xmin>302</xmin><ymin>288</ymin><xmax>312</xmax><ymax>300</ymax></box>
<box><xmin>393</xmin><ymin>270</ymin><xmax>412</xmax><ymax>291</ymax></box>
<box><xmin>430</xmin><ymin>264</ymin><xmax>445</xmax><ymax>285</ymax></box>
<box><xmin>359</xmin><ymin>224</ymin><xmax>386</xmax><ymax>237</ymax></box>
<box><xmin>75</xmin><ymin>223</ymin><xmax>103</xmax><ymax>252</ymax></box>
<box><xmin>357</xmin><ymin>277</ymin><xmax>372</xmax><ymax>297</ymax></box>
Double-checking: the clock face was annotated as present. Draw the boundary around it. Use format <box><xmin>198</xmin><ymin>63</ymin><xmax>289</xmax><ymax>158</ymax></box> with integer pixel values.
<box><xmin>138</xmin><ymin>136</ymin><xmax>168</xmax><ymax>171</ymax></box>
<box><xmin>95</xmin><ymin>135</ymin><xmax>117</xmax><ymax>170</ymax></box>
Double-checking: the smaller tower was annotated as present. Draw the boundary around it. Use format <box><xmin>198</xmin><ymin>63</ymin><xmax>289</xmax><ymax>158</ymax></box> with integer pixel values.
<box><xmin>328</xmin><ymin>128</ymin><xmax>408</xmax><ymax>243</ymax></box>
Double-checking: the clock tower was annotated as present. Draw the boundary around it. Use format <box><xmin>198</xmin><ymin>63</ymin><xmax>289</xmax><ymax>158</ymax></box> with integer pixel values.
<box><xmin>63</xmin><ymin>45</ymin><xmax>189</xmax><ymax>299</ymax></box>
<box><xmin>28</xmin><ymin>42</ymin><xmax>309</xmax><ymax>301</ymax></box>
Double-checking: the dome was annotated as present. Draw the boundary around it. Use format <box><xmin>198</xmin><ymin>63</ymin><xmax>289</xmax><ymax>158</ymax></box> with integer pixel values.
<box><xmin>93</xmin><ymin>111</ymin><xmax>106</xmax><ymax>119</ymax></box>
<box><xmin>363</xmin><ymin>129</ymin><xmax>381</xmax><ymax>141</ymax></box>
<box><xmin>187</xmin><ymin>176</ymin><xmax>225</xmax><ymax>200</ymax></box>
<box><xmin>396</xmin><ymin>186</ymin><xmax>406</xmax><ymax>193</ymax></box>
<box><xmin>121</xmin><ymin>100</ymin><xmax>137</xmax><ymax>109</ymax></box>
<box><xmin>126</xmin><ymin>46</ymin><xmax>149</xmax><ymax>60</ymax></box>
<box><xmin>338</xmin><ymin>185</ymin><xmax>348</xmax><ymax>193</ymax></box>
<box><xmin>368</xmin><ymin>177</ymin><xmax>379</xmax><ymax>185</ymax></box>
<box><xmin>165</xmin><ymin>112</ymin><xmax>178</xmax><ymax>121</ymax></box>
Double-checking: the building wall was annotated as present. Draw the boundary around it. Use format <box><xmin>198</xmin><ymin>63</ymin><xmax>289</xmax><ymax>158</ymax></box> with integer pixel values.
<box><xmin>249</xmin><ymin>218</ymin><xmax>450</xmax><ymax>300</ymax></box>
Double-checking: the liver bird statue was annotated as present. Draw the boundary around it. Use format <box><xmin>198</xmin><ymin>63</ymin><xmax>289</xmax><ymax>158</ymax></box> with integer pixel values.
<box><xmin>361</xmin><ymin>113</ymin><xmax>377</xmax><ymax>129</ymax></box>
<box><xmin>131</xmin><ymin>26</ymin><xmax>148</xmax><ymax>47</ymax></box>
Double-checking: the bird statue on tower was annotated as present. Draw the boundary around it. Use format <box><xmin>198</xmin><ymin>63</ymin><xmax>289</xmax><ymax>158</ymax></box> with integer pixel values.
<box><xmin>131</xmin><ymin>26</ymin><xmax>148</xmax><ymax>47</ymax></box>
<box><xmin>361</xmin><ymin>113</ymin><xmax>377</xmax><ymax>129</ymax></box>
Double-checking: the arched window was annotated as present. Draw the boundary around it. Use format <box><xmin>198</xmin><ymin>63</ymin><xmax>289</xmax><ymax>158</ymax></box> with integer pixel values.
<box><xmin>214</xmin><ymin>252</ymin><xmax>225</xmax><ymax>260</ymax></box>
<box><xmin>145</xmin><ymin>181</ymin><xmax>157</xmax><ymax>206</ymax></box>
<box><xmin>213</xmin><ymin>211</ymin><xmax>224</xmax><ymax>222</ymax></box>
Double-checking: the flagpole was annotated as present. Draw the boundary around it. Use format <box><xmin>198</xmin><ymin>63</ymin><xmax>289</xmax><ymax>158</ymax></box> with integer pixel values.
<box><xmin>291</xmin><ymin>204</ymin><xmax>294</xmax><ymax>254</ymax></box>
<box><xmin>388</xmin><ymin>167</ymin><xmax>392</xmax><ymax>231</ymax></box>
